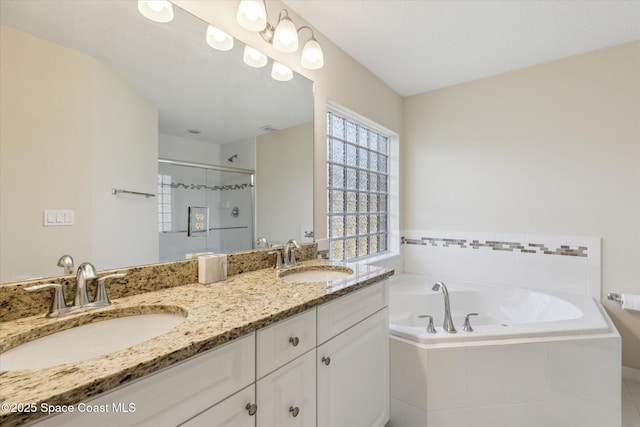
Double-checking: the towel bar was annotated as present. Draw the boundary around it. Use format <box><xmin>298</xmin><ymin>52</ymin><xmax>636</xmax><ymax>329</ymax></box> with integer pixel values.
<box><xmin>111</xmin><ymin>188</ymin><xmax>155</xmax><ymax>198</ymax></box>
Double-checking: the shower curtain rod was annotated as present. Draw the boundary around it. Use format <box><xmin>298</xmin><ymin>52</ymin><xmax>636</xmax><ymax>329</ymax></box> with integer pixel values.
<box><xmin>158</xmin><ymin>158</ymin><xmax>255</xmax><ymax>175</ymax></box>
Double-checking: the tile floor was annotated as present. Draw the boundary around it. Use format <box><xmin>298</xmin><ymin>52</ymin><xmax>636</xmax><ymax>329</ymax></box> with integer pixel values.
<box><xmin>623</xmin><ymin>379</ymin><xmax>640</xmax><ymax>427</ymax></box>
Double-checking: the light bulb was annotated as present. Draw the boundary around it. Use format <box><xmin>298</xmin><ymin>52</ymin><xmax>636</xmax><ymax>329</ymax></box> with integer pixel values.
<box><xmin>243</xmin><ymin>46</ymin><xmax>268</xmax><ymax>68</ymax></box>
<box><xmin>301</xmin><ymin>38</ymin><xmax>324</xmax><ymax>70</ymax></box>
<box><xmin>273</xmin><ymin>17</ymin><xmax>298</xmax><ymax>53</ymax></box>
<box><xmin>206</xmin><ymin>25</ymin><xmax>234</xmax><ymax>51</ymax></box>
<box><xmin>237</xmin><ymin>0</ymin><xmax>267</xmax><ymax>32</ymax></box>
<box><xmin>137</xmin><ymin>0</ymin><xmax>174</xmax><ymax>23</ymax></box>
<box><xmin>271</xmin><ymin>61</ymin><xmax>293</xmax><ymax>82</ymax></box>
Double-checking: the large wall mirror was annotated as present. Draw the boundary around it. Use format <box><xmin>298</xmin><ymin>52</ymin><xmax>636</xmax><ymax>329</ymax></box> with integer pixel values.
<box><xmin>0</xmin><ymin>0</ymin><xmax>314</xmax><ymax>283</ymax></box>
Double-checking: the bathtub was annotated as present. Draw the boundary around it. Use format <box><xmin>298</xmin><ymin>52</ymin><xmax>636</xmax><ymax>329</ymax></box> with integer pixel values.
<box><xmin>389</xmin><ymin>273</ymin><xmax>610</xmax><ymax>344</ymax></box>
<box><xmin>387</xmin><ymin>273</ymin><xmax>620</xmax><ymax>427</ymax></box>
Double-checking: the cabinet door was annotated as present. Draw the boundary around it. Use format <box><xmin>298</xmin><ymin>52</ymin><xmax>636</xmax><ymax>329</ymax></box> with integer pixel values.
<box><xmin>179</xmin><ymin>384</ymin><xmax>256</xmax><ymax>427</ymax></box>
<box><xmin>257</xmin><ymin>350</ymin><xmax>316</xmax><ymax>427</ymax></box>
<box><xmin>317</xmin><ymin>307</ymin><xmax>389</xmax><ymax>427</ymax></box>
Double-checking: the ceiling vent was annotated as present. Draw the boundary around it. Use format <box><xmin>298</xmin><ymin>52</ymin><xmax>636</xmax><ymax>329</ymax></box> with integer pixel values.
<box><xmin>259</xmin><ymin>125</ymin><xmax>279</xmax><ymax>132</ymax></box>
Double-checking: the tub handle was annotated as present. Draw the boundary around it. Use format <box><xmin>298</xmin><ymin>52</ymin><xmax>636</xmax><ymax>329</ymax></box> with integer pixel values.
<box><xmin>418</xmin><ymin>314</ymin><xmax>437</xmax><ymax>333</ymax></box>
<box><xmin>463</xmin><ymin>313</ymin><xmax>479</xmax><ymax>332</ymax></box>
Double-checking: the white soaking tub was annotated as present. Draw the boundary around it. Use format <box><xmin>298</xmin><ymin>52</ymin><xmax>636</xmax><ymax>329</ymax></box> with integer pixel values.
<box><xmin>387</xmin><ymin>273</ymin><xmax>620</xmax><ymax>427</ymax></box>
<box><xmin>389</xmin><ymin>274</ymin><xmax>609</xmax><ymax>344</ymax></box>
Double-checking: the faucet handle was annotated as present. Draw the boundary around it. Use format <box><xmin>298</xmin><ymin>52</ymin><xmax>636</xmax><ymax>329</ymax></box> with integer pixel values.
<box><xmin>463</xmin><ymin>313</ymin><xmax>479</xmax><ymax>332</ymax></box>
<box><xmin>24</xmin><ymin>283</ymin><xmax>68</xmax><ymax>317</ymax></box>
<box><xmin>418</xmin><ymin>314</ymin><xmax>437</xmax><ymax>333</ymax></box>
<box><xmin>92</xmin><ymin>273</ymin><xmax>126</xmax><ymax>307</ymax></box>
<box><xmin>268</xmin><ymin>251</ymin><xmax>284</xmax><ymax>270</ymax></box>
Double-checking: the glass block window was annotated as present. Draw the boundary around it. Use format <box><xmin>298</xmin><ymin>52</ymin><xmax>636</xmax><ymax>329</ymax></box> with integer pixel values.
<box><xmin>327</xmin><ymin>111</ymin><xmax>389</xmax><ymax>262</ymax></box>
<box><xmin>158</xmin><ymin>174</ymin><xmax>172</xmax><ymax>232</ymax></box>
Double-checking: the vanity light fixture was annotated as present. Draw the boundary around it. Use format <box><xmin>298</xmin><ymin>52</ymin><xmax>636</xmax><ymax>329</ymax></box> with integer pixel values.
<box><xmin>236</xmin><ymin>0</ymin><xmax>325</xmax><ymax>70</ymax></box>
<box><xmin>237</xmin><ymin>0</ymin><xmax>267</xmax><ymax>32</ymax></box>
<box><xmin>243</xmin><ymin>46</ymin><xmax>268</xmax><ymax>68</ymax></box>
<box><xmin>299</xmin><ymin>27</ymin><xmax>324</xmax><ymax>70</ymax></box>
<box><xmin>137</xmin><ymin>0</ymin><xmax>174</xmax><ymax>23</ymax></box>
<box><xmin>206</xmin><ymin>25</ymin><xmax>234</xmax><ymax>51</ymax></box>
<box><xmin>272</xmin><ymin>10</ymin><xmax>298</xmax><ymax>53</ymax></box>
<box><xmin>271</xmin><ymin>61</ymin><xmax>293</xmax><ymax>82</ymax></box>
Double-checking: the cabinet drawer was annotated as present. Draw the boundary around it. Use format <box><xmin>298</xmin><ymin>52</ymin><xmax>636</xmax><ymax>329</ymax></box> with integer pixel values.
<box><xmin>34</xmin><ymin>333</ymin><xmax>255</xmax><ymax>427</ymax></box>
<box><xmin>180</xmin><ymin>384</ymin><xmax>256</xmax><ymax>427</ymax></box>
<box><xmin>317</xmin><ymin>280</ymin><xmax>388</xmax><ymax>344</ymax></box>
<box><xmin>257</xmin><ymin>308</ymin><xmax>316</xmax><ymax>378</ymax></box>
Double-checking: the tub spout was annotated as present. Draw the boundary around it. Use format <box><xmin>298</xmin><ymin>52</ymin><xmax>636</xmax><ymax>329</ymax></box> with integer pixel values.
<box><xmin>432</xmin><ymin>281</ymin><xmax>457</xmax><ymax>333</ymax></box>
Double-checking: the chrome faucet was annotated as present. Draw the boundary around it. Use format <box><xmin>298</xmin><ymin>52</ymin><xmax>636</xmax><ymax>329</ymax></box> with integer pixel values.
<box><xmin>283</xmin><ymin>239</ymin><xmax>301</xmax><ymax>268</ymax></box>
<box><xmin>432</xmin><ymin>281</ymin><xmax>457</xmax><ymax>333</ymax></box>
<box><xmin>57</xmin><ymin>254</ymin><xmax>74</xmax><ymax>275</ymax></box>
<box><xmin>25</xmin><ymin>262</ymin><xmax>126</xmax><ymax>318</ymax></box>
<box><xmin>256</xmin><ymin>237</ymin><xmax>270</xmax><ymax>249</ymax></box>
<box><xmin>74</xmin><ymin>262</ymin><xmax>98</xmax><ymax>306</ymax></box>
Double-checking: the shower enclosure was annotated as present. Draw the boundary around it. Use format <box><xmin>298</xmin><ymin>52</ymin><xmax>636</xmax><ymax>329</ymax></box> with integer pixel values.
<box><xmin>158</xmin><ymin>159</ymin><xmax>255</xmax><ymax>261</ymax></box>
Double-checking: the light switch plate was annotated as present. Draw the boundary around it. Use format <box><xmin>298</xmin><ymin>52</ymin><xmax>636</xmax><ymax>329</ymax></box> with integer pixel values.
<box><xmin>44</xmin><ymin>210</ymin><xmax>75</xmax><ymax>226</ymax></box>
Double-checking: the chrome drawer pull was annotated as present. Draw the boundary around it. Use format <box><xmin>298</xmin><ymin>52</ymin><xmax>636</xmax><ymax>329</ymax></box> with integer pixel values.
<box><xmin>246</xmin><ymin>403</ymin><xmax>257</xmax><ymax>416</ymax></box>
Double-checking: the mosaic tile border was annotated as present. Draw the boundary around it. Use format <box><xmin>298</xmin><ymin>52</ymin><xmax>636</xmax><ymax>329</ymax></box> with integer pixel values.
<box><xmin>401</xmin><ymin>236</ymin><xmax>588</xmax><ymax>257</ymax></box>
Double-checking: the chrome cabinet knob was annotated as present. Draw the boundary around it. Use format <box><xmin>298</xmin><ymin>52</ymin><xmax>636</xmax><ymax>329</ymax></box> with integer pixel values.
<box><xmin>289</xmin><ymin>336</ymin><xmax>300</xmax><ymax>346</ymax></box>
<box><xmin>321</xmin><ymin>356</ymin><xmax>331</xmax><ymax>366</ymax></box>
<box><xmin>289</xmin><ymin>406</ymin><xmax>300</xmax><ymax>417</ymax></box>
<box><xmin>245</xmin><ymin>403</ymin><xmax>257</xmax><ymax>416</ymax></box>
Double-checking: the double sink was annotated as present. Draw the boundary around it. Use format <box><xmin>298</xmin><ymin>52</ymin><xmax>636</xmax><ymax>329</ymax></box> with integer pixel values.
<box><xmin>1</xmin><ymin>265</ymin><xmax>354</xmax><ymax>372</ymax></box>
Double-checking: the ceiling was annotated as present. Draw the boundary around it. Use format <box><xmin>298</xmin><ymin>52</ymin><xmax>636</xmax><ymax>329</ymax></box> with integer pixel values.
<box><xmin>283</xmin><ymin>0</ymin><xmax>640</xmax><ymax>97</ymax></box>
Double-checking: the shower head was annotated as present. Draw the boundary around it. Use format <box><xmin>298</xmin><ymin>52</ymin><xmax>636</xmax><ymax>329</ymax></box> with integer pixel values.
<box><xmin>228</xmin><ymin>154</ymin><xmax>238</xmax><ymax>162</ymax></box>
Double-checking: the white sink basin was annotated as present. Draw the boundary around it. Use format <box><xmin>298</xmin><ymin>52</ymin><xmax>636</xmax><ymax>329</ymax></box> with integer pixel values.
<box><xmin>281</xmin><ymin>267</ymin><xmax>354</xmax><ymax>283</ymax></box>
<box><xmin>0</xmin><ymin>313</ymin><xmax>185</xmax><ymax>371</ymax></box>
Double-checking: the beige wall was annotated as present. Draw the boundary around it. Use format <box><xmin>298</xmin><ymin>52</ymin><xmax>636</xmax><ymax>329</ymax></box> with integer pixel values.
<box><xmin>1</xmin><ymin>26</ymin><xmax>93</xmax><ymax>282</ymax></box>
<box><xmin>173</xmin><ymin>1</ymin><xmax>405</xmax><ymax>240</ymax></box>
<box><xmin>256</xmin><ymin>122</ymin><xmax>314</xmax><ymax>245</ymax></box>
<box><xmin>404</xmin><ymin>41</ymin><xmax>640</xmax><ymax>368</ymax></box>
<box><xmin>0</xmin><ymin>26</ymin><xmax>158</xmax><ymax>282</ymax></box>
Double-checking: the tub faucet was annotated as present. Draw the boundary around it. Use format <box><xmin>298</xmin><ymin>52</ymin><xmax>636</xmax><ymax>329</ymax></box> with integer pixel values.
<box><xmin>74</xmin><ymin>262</ymin><xmax>98</xmax><ymax>307</ymax></box>
<box><xmin>432</xmin><ymin>281</ymin><xmax>457</xmax><ymax>333</ymax></box>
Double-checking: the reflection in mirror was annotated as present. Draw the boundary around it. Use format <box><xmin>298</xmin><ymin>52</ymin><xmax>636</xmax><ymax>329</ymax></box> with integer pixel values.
<box><xmin>0</xmin><ymin>1</ymin><xmax>313</xmax><ymax>283</ymax></box>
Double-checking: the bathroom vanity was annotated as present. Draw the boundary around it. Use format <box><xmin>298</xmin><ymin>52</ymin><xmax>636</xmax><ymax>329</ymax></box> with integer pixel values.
<box><xmin>0</xmin><ymin>260</ymin><xmax>392</xmax><ymax>427</ymax></box>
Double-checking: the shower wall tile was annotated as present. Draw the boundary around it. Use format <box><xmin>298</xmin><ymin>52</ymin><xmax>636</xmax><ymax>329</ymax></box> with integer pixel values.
<box><xmin>401</xmin><ymin>230</ymin><xmax>601</xmax><ymax>297</ymax></box>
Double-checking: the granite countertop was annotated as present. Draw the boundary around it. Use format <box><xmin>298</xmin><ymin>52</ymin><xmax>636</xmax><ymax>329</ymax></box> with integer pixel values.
<box><xmin>0</xmin><ymin>260</ymin><xmax>393</xmax><ymax>426</ymax></box>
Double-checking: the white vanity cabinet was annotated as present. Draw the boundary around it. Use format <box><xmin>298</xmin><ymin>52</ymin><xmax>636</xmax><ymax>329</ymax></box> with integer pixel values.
<box><xmin>30</xmin><ymin>279</ymin><xmax>389</xmax><ymax>427</ymax></box>
<box><xmin>317</xmin><ymin>281</ymin><xmax>389</xmax><ymax>427</ymax></box>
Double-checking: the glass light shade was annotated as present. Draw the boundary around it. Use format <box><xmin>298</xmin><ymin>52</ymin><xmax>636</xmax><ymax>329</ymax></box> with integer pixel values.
<box><xmin>137</xmin><ymin>0</ymin><xmax>174</xmax><ymax>23</ymax></box>
<box><xmin>273</xmin><ymin>17</ymin><xmax>299</xmax><ymax>53</ymax></box>
<box><xmin>271</xmin><ymin>61</ymin><xmax>293</xmax><ymax>82</ymax></box>
<box><xmin>301</xmin><ymin>38</ymin><xmax>324</xmax><ymax>70</ymax></box>
<box><xmin>243</xmin><ymin>46</ymin><xmax>268</xmax><ymax>68</ymax></box>
<box><xmin>206</xmin><ymin>25</ymin><xmax>234</xmax><ymax>51</ymax></box>
<box><xmin>237</xmin><ymin>0</ymin><xmax>267</xmax><ymax>32</ymax></box>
